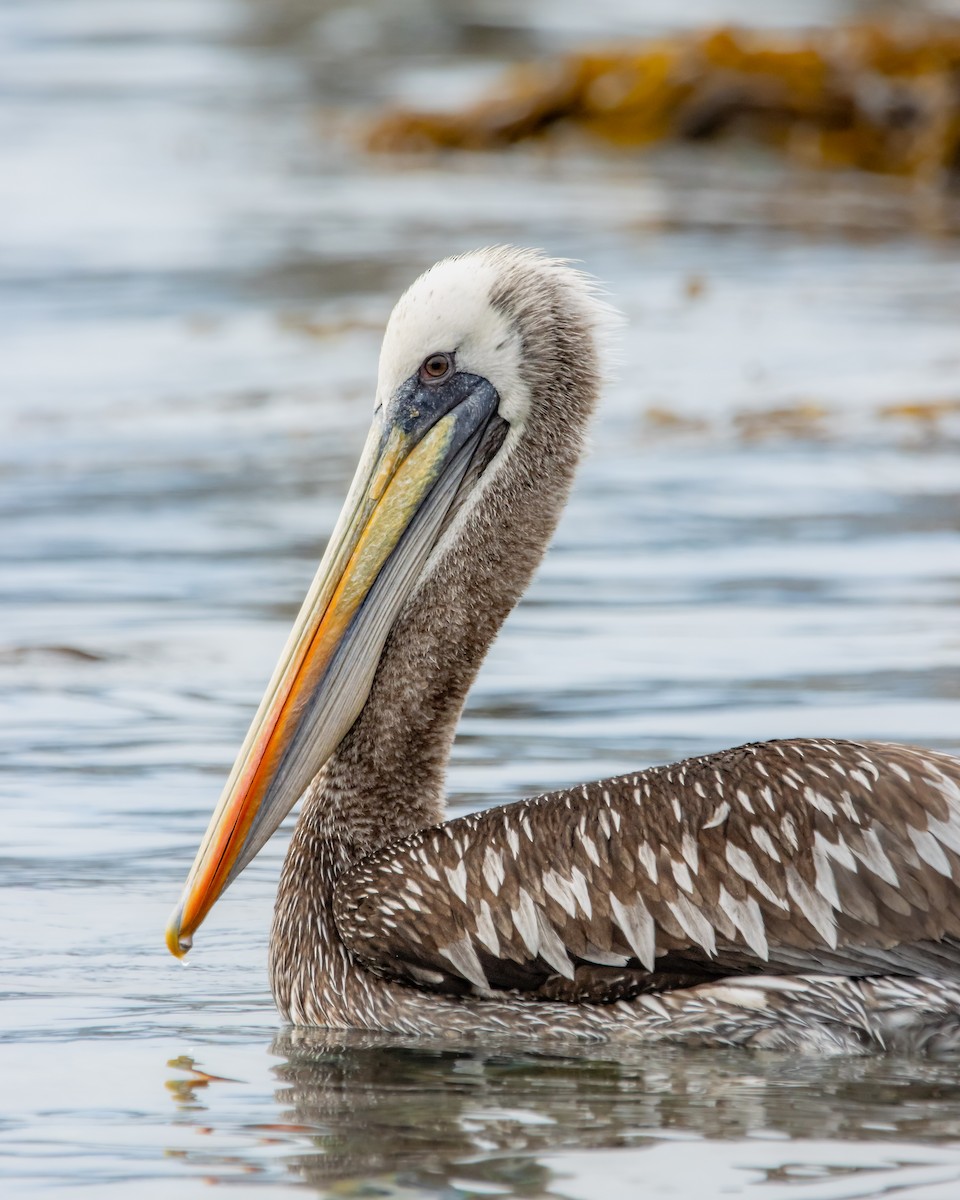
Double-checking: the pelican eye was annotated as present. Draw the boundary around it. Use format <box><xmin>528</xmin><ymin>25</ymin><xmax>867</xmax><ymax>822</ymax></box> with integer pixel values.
<box><xmin>419</xmin><ymin>352</ymin><xmax>453</xmax><ymax>384</ymax></box>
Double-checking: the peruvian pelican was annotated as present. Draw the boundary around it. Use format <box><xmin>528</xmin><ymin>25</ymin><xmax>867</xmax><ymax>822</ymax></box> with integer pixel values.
<box><xmin>167</xmin><ymin>247</ymin><xmax>960</xmax><ymax>1053</ymax></box>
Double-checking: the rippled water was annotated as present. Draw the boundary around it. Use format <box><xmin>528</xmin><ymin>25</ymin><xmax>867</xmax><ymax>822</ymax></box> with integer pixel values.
<box><xmin>3</xmin><ymin>1</ymin><xmax>960</xmax><ymax>1196</ymax></box>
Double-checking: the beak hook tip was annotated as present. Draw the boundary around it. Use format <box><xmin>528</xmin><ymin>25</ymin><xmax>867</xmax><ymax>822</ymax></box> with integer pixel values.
<box><xmin>165</xmin><ymin>906</ymin><xmax>193</xmax><ymax>959</ymax></box>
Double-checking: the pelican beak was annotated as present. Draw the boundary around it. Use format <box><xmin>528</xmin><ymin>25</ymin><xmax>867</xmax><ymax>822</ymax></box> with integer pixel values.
<box><xmin>166</xmin><ymin>373</ymin><xmax>500</xmax><ymax>957</ymax></box>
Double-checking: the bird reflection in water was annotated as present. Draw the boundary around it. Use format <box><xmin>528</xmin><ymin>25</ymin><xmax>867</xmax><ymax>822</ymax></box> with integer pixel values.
<box><xmin>246</xmin><ymin>1032</ymin><xmax>960</xmax><ymax>1195</ymax></box>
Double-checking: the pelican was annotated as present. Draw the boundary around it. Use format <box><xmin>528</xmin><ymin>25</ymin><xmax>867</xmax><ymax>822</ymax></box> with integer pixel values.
<box><xmin>167</xmin><ymin>247</ymin><xmax>960</xmax><ymax>1054</ymax></box>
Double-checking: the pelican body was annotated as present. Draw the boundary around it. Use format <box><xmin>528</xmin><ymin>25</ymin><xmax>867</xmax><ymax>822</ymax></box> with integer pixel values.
<box><xmin>167</xmin><ymin>248</ymin><xmax>960</xmax><ymax>1054</ymax></box>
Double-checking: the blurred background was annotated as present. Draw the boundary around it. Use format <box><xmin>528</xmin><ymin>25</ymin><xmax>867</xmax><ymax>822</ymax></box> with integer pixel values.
<box><xmin>2</xmin><ymin>1</ymin><xmax>960</xmax><ymax>1197</ymax></box>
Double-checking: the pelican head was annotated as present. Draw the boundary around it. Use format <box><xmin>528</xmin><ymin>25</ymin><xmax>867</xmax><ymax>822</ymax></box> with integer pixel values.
<box><xmin>166</xmin><ymin>246</ymin><xmax>614</xmax><ymax>957</ymax></box>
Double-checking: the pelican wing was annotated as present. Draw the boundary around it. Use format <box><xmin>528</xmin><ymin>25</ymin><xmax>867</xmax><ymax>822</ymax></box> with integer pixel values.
<box><xmin>334</xmin><ymin>740</ymin><xmax>960</xmax><ymax>1000</ymax></box>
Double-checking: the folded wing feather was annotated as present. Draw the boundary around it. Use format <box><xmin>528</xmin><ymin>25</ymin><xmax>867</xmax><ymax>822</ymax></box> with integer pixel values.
<box><xmin>333</xmin><ymin>739</ymin><xmax>960</xmax><ymax>1002</ymax></box>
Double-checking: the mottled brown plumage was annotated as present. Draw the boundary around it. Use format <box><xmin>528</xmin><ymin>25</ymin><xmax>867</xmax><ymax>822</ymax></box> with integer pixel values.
<box><xmin>200</xmin><ymin>247</ymin><xmax>960</xmax><ymax>1053</ymax></box>
<box><xmin>336</xmin><ymin>739</ymin><xmax>960</xmax><ymax>998</ymax></box>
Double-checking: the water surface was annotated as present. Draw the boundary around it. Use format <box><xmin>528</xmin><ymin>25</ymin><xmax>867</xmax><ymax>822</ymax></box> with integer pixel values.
<box><xmin>3</xmin><ymin>1</ymin><xmax>960</xmax><ymax>1196</ymax></box>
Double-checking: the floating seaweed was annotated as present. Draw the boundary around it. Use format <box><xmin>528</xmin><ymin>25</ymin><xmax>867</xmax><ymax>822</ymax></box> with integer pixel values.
<box><xmin>368</xmin><ymin>22</ymin><xmax>960</xmax><ymax>184</ymax></box>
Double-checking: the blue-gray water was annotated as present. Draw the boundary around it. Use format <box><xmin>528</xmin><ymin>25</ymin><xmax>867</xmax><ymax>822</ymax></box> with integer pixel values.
<box><xmin>3</xmin><ymin>1</ymin><xmax>960</xmax><ymax>1196</ymax></box>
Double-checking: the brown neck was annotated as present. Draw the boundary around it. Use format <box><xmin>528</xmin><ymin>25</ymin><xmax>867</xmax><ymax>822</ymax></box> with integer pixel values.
<box><xmin>295</xmin><ymin>445</ymin><xmax>574</xmax><ymax>860</ymax></box>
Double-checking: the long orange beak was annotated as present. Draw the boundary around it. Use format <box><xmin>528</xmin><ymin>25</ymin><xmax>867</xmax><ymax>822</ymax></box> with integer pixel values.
<box><xmin>165</xmin><ymin>378</ymin><xmax>499</xmax><ymax>957</ymax></box>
